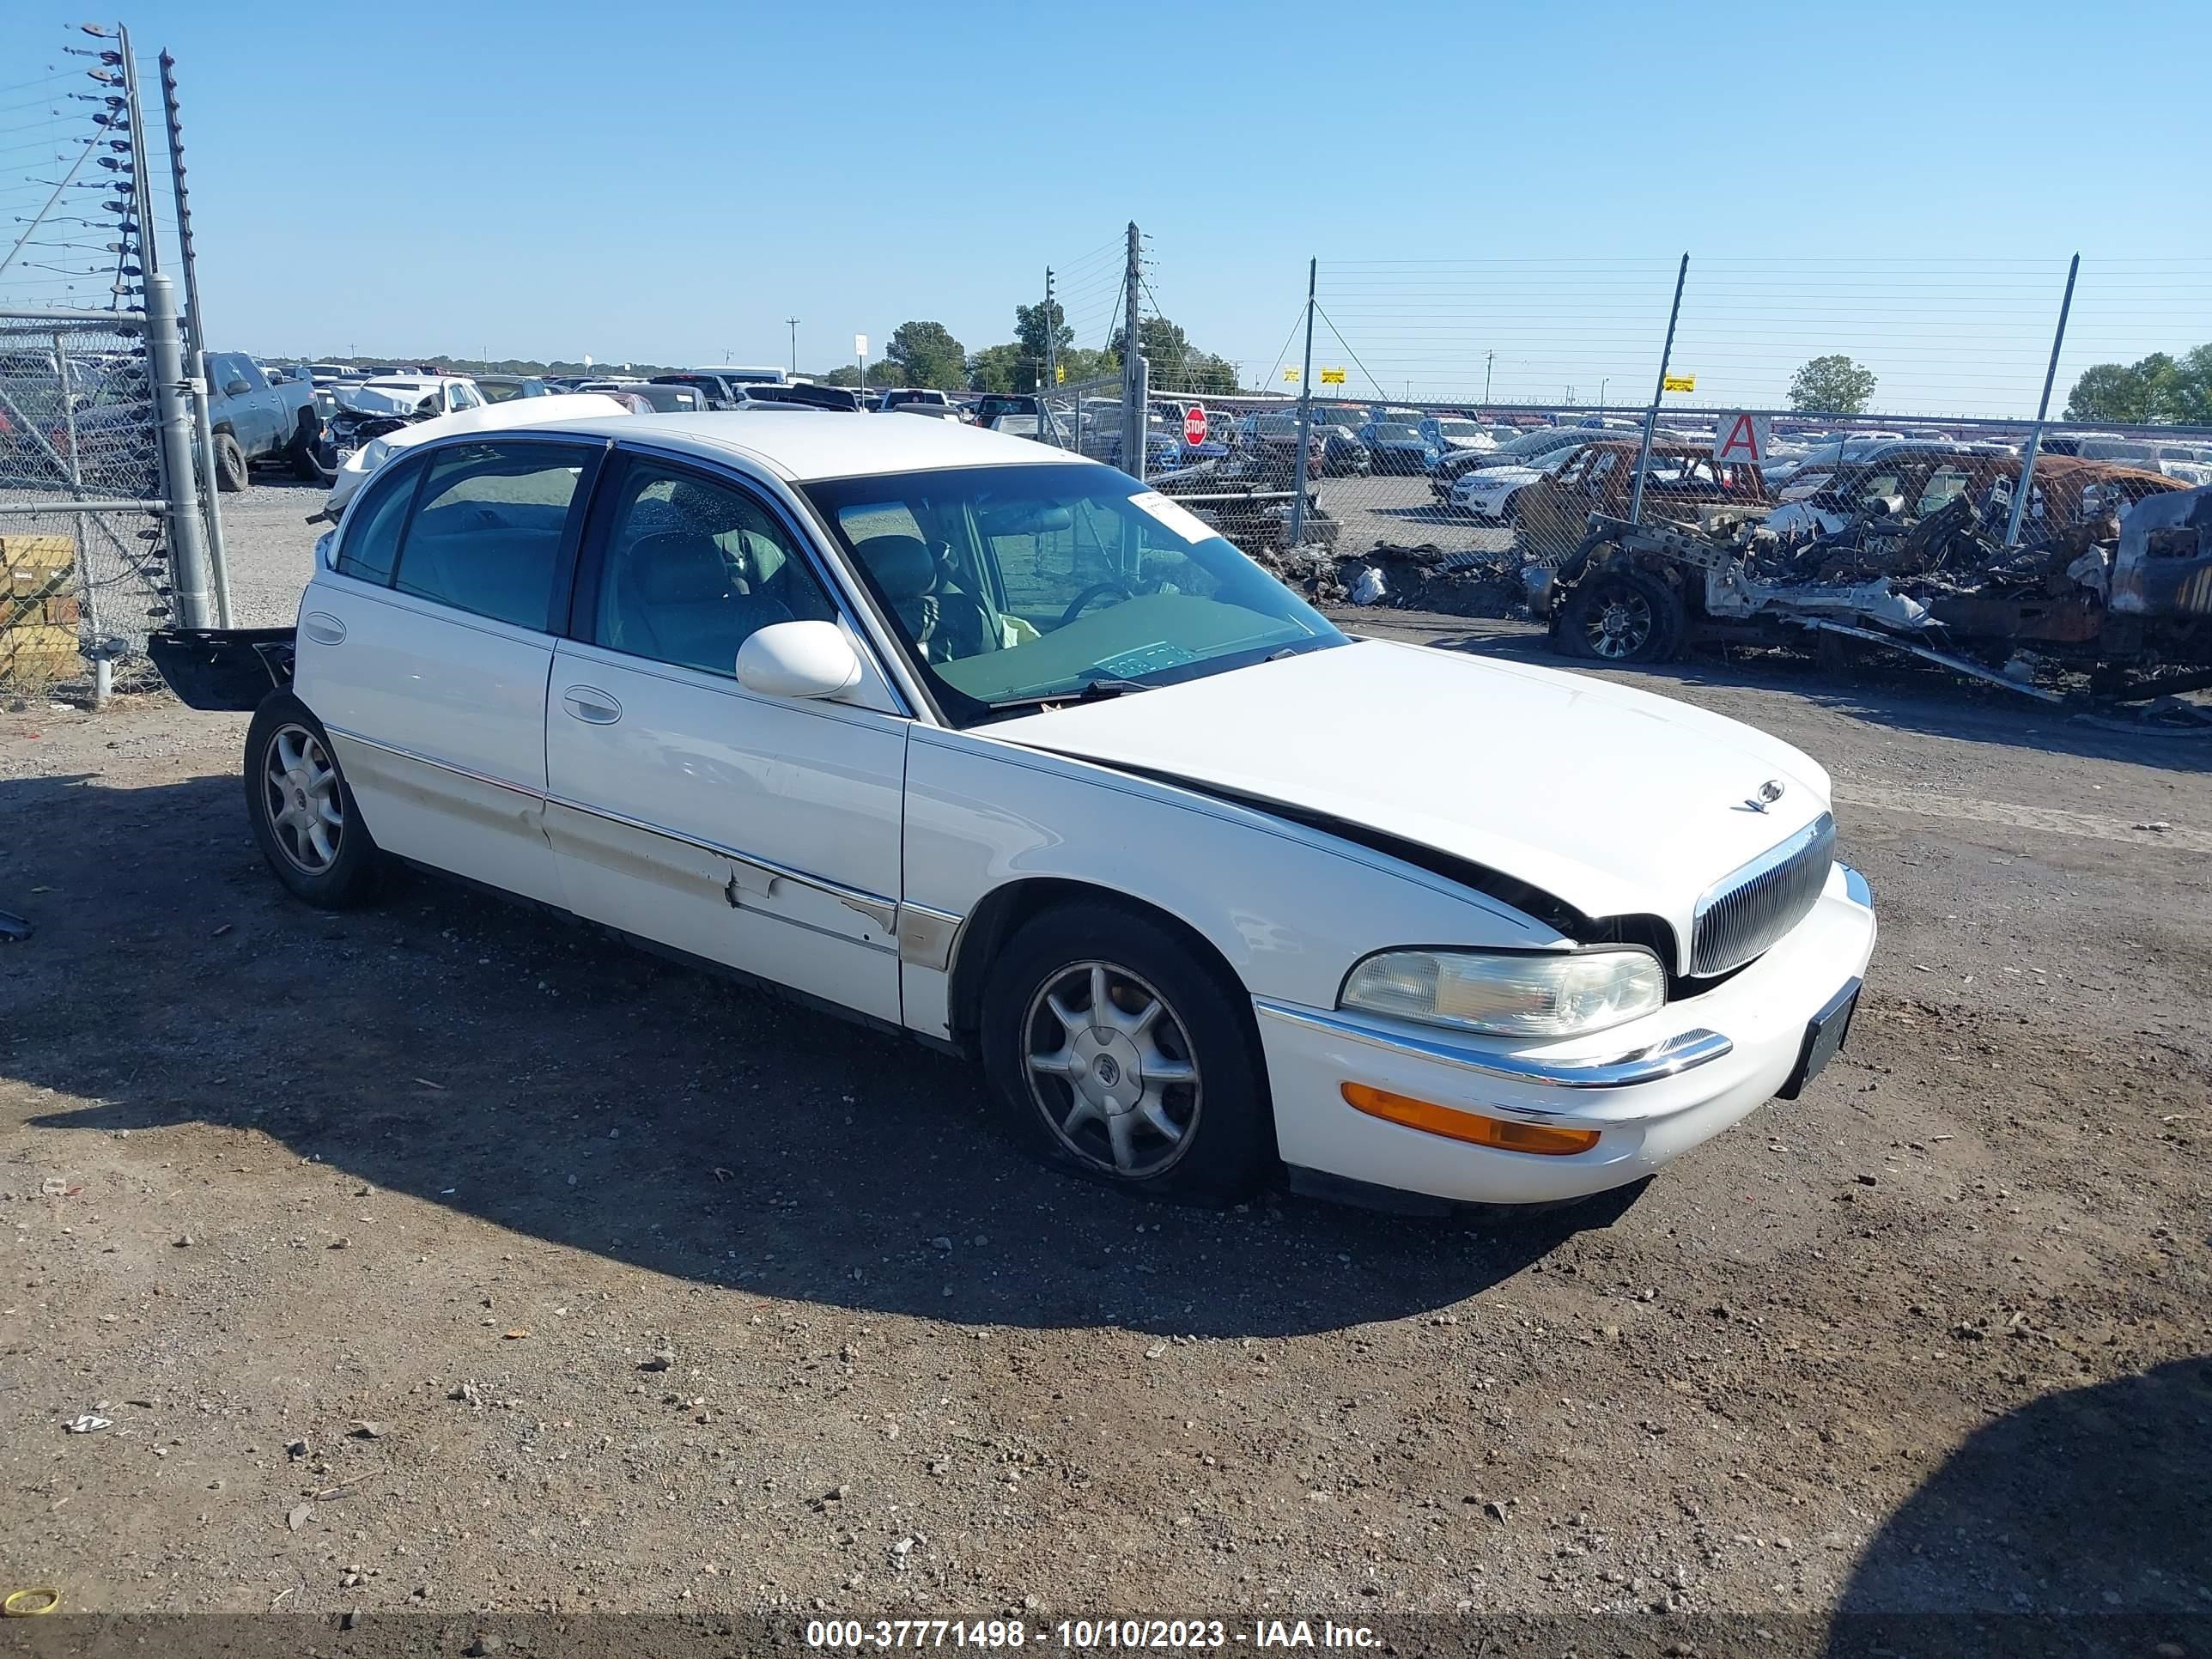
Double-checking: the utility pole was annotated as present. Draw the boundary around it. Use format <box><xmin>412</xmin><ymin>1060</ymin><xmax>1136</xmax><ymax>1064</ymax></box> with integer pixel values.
<box><xmin>1289</xmin><ymin>257</ymin><xmax>1317</xmax><ymax>547</ymax></box>
<box><xmin>2005</xmin><ymin>253</ymin><xmax>2079</xmax><ymax>548</ymax></box>
<box><xmin>1042</xmin><ymin>267</ymin><xmax>1056</xmax><ymax>406</ymax></box>
<box><xmin>1121</xmin><ymin>222</ymin><xmax>1143</xmax><ymax>481</ymax></box>
<box><xmin>785</xmin><ymin>316</ymin><xmax>799</xmax><ymax>376</ymax></box>
<box><xmin>155</xmin><ymin>46</ymin><xmax>228</xmax><ymax>624</ymax></box>
<box><xmin>1484</xmin><ymin>350</ymin><xmax>1494</xmax><ymax>406</ymax></box>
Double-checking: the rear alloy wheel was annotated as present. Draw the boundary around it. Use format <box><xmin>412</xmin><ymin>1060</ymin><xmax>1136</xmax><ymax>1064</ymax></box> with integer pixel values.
<box><xmin>244</xmin><ymin>693</ymin><xmax>380</xmax><ymax>908</ymax></box>
<box><xmin>1559</xmin><ymin>568</ymin><xmax>1684</xmax><ymax>664</ymax></box>
<box><xmin>982</xmin><ymin>903</ymin><xmax>1272</xmax><ymax>1202</ymax></box>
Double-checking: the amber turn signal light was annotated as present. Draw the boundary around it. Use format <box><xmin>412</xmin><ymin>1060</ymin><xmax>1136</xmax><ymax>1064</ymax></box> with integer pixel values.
<box><xmin>1340</xmin><ymin>1082</ymin><xmax>1601</xmax><ymax>1156</ymax></box>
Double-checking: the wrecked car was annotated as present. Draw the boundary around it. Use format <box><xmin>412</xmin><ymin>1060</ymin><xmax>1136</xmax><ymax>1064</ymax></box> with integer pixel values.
<box><xmin>1532</xmin><ymin>452</ymin><xmax>2190</xmax><ymax>684</ymax></box>
<box><xmin>1514</xmin><ymin>440</ymin><xmax>1768</xmax><ymax>565</ymax></box>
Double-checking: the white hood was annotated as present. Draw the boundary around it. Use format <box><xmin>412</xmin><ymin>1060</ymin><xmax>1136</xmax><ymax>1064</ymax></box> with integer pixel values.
<box><xmin>983</xmin><ymin>638</ymin><xmax>1832</xmax><ymax>946</ymax></box>
<box><xmin>324</xmin><ymin>392</ymin><xmax>629</xmax><ymax>514</ymax></box>
<box><xmin>1455</xmin><ymin>464</ymin><xmax>1544</xmax><ymax>496</ymax></box>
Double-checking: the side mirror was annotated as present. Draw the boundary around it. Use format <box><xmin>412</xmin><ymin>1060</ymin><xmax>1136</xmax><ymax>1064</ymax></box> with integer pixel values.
<box><xmin>735</xmin><ymin>620</ymin><xmax>863</xmax><ymax>701</ymax></box>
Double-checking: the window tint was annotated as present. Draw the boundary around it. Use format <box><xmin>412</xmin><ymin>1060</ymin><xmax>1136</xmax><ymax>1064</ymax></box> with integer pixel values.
<box><xmin>592</xmin><ymin>461</ymin><xmax>837</xmax><ymax>677</ymax></box>
<box><xmin>333</xmin><ymin>454</ymin><xmax>424</xmax><ymax>585</ymax></box>
<box><xmin>392</xmin><ymin>441</ymin><xmax>589</xmax><ymax>629</ymax></box>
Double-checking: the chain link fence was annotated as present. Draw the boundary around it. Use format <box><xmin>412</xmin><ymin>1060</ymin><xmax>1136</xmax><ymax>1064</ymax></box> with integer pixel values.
<box><xmin>0</xmin><ymin>309</ymin><xmax>173</xmax><ymax>696</ymax></box>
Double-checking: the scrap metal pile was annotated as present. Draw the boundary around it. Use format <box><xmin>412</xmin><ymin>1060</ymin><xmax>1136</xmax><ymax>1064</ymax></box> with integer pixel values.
<box><xmin>1252</xmin><ymin>543</ymin><xmax>1528</xmax><ymax>617</ymax></box>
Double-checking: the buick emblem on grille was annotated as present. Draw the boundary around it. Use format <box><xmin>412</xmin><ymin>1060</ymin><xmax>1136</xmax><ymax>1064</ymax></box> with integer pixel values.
<box><xmin>1742</xmin><ymin>779</ymin><xmax>1784</xmax><ymax>813</ymax></box>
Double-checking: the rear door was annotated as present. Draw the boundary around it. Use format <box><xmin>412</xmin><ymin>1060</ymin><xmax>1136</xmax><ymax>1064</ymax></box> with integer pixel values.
<box><xmin>292</xmin><ymin>436</ymin><xmax>605</xmax><ymax>907</ymax></box>
<box><xmin>542</xmin><ymin>449</ymin><xmax>909</xmax><ymax>1023</ymax></box>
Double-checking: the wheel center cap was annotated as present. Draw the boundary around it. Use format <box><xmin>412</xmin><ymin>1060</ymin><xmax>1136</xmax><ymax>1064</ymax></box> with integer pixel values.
<box><xmin>1070</xmin><ymin>1028</ymin><xmax>1144</xmax><ymax>1113</ymax></box>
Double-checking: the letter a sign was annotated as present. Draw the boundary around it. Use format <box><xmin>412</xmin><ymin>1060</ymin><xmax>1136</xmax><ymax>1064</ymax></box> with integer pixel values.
<box><xmin>1711</xmin><ymin>411</ymin><xmax>1772</xmax><ymax>466</ymax></box>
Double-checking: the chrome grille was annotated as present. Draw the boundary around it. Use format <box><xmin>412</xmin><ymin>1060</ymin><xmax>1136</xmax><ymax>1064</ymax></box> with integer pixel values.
<box><xmin>1690</xmin><ymin>813</ymin><xmax>1836</xmax><ymax>977</ymax></box>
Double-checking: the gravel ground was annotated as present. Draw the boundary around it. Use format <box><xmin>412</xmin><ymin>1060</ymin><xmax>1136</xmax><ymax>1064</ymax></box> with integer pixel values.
<box><xmin>1</xmin><ymin>523</ymin><xmax>2207</xmax><ymax>1637</ymax></box>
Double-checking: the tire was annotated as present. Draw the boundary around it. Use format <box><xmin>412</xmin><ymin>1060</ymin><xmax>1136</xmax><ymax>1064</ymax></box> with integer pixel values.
<box><xmin>288</xmin><ymin>417</ymin><xmax>324</xmax><ymax>482</ymax></box>
<box><xmin>980</xmin><ymin>901</ymin><xmax>1274</xmax><ymax>1205</ymax></box>
<box><xmin>1557</xmin><ymin>567</ymin><xmax>1685</xmax><ymax>665</ymax></box>
<box><xmin>244</xmin><ymin>693</ymin><xmax>380</xmax><ymax>908</ymax></box>
<box><xmin>213</xmin><ymin>430</ymin><xmax>249</xmax><ymax>493</ymax></box>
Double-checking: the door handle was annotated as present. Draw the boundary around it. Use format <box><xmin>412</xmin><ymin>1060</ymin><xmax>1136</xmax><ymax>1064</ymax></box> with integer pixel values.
<box><xmin>301</xmin><ymin>611</ymin><xmax>346</xmax><ymax>646</ymax></box>
<box><xmin>562</xmin><ymin>685</ymin><xmax>622</xmax><ymax>725</ymax></box>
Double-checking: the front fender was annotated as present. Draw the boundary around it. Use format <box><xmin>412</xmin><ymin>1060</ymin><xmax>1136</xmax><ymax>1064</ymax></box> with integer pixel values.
<box><xmin>900</xmin><ymin>727</ymin><xmax>1560</xmax><ymax>1040</ymax></box>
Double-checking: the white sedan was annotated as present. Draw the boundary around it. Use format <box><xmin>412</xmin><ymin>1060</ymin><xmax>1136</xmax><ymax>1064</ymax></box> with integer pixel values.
<box><xmin>1450</xmin><ymin>456</ymin><xmax>1564</xmax><ymax>522</ymax></box>
<box><xmin>153</xmin><ymin>414</ymin><xmax>1875</xmax><ymax>1209</ymax></box>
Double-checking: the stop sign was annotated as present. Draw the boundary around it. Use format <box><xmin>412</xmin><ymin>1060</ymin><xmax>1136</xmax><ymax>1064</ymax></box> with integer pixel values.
<box><xmin>1183</xmin><ymin>404</ymin><xmax>1208</xmax><ymax>447</ymax></box>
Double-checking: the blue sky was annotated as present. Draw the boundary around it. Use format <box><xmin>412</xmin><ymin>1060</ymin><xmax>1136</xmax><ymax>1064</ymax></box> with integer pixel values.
<box><xmin>3</xmin><ymin>0</ymin><xmax>2208</xmax><ymax>414</ymax></box>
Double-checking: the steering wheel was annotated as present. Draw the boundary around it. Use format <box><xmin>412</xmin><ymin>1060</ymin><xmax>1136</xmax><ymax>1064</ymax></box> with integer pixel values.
<box><xmin>1059</xmin><ymin>581</ymin><xmax>1133</xmax><ymax>628</ymax></box>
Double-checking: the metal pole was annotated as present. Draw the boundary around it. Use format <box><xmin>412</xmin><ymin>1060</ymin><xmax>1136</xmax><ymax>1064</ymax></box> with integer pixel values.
<box><xmin>1484</xmin><ymin>350</ymin><xmax>1493</xmax><ymax>406</ymax></box>
<box><xmin>1121</xmin><ymin>222</ymin><xmax>1144</xmax><ymax>482</ymax></box>
<box><xmin>2004</xmin><ymin>252</ymin><xmax>2079</xmax><ymax>549</ymax></box>
<box><xmin>145</xmin><ymin>273</ymin><xmax>214</xmax><ymax>631</ymax></box>
<box><xmin>1289</xmin><ymin>257</ymin><xmax>1317</xmax><ymax>547</ymax></box>
<box><xmin>786</xmin><ymin>315</ymin><xmax>799</xmax><ymax>375</ymax></box>
<box><xmin>1628</xmin><ymin>252</ymin><xmax>1689</xmax><ymax>526</ymax></box>
<box><xmin>1042</xmin><ymin>267</ymin><xmax>1056</xmax><ymax>428</ymax></box>
<box><xmin>155</xmin><ymin>48</ymin><xmax>229</xmax><ymax>625</ymax></box>
<box><xmin>52</xmin><ymin>331</ymin><xmax>111</xmax><ymax>707</ymax></box>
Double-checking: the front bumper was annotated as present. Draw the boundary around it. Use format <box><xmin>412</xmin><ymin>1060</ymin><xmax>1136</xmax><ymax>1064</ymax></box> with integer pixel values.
<box><xmin>1255</xmin><ymin>862</ymin><xmax>1877</xmax><ymax>1205</ymax></box>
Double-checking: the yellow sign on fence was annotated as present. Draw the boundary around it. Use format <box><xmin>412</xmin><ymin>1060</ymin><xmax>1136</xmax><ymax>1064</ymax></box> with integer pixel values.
<box><xmin>1662</xmin><ymin>374</ymin><xmax>1696</xmax><ymax>392</ymax></box>
<box><xmin>1319</xmin><ymin>368</ymin><xmax>1346</xmax><ymax>386</ymax></box>
<box><xmin>1281</xmin><ymin>368</ymin><xmax>1300</xmax><ymax>383</ymax></box>
<box><xmin>1054</xmin><ymin>365</ymin><xmax>1066</xmax><ymax>384</ymax></box>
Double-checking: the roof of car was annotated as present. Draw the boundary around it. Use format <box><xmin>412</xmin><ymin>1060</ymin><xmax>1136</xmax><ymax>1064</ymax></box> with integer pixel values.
<box><xmin>504</xmin><ymin>410</ymin><xmax>1080</xmax><ymax>483</ymax></box>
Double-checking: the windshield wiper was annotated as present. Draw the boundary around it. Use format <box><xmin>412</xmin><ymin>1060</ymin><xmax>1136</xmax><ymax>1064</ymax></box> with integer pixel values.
<box><xmin>988</xmin><ymin>678</ymin><xmax>1152</xmax><ymax>712</ymax></box>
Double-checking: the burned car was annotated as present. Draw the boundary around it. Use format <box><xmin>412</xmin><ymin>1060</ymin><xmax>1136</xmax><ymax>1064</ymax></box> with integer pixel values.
<box><xmin>1531</xmin><ymin>449</ymin><xmax>2190</xmax><ymax>686</ymax></box>
<box><xmin>1514</xmin><ymin>440</ymin><xmax>1769</xmax><ymax>566</ymax></box>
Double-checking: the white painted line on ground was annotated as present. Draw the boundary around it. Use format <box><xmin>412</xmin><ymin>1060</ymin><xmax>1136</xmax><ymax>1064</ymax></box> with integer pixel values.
<box><xmin>1838</xmin><ymin>782</ymin><xmax>2212</xmax><ymax>854</ymax></box>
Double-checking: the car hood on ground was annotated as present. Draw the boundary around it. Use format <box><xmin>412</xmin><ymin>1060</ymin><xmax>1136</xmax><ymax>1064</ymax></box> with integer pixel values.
<box><xmin>983</xmin><ymin>638</ymin><xmax>1832</xmax><ymax>941</ymax></box>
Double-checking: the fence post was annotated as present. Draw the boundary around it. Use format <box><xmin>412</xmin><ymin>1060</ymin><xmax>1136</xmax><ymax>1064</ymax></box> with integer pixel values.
<box><xmin>51</xmin><ymin>331</ymin><xmax>112</xmax><ymax>708</ymax></box>
<box><xmin>1628</xmin><ymin>252</ymin><xmax>1690</xmax><ymax>527</ymax></box>
<box><xmin>145</xmin><ymin>273</ymin><xmax>216</xmax><ymax>632</ymax></box>
<box><xmin>1290</xmin><ymin>257</ymin><xmax>1317</xmax><ymax>548</ymax></box>
<box><xmin>156</xmin><ymin>49</ymin><xmax>230</xmax><ymax>627</ymax></box>
<box><xmin>2004</xmin><ymin>252</ymin><xmax>2080</xmax><ymax>548</ymax></box>
<box><xmin>1121</xmin><ymin>222</ymin><xmax>1144</xmax><ymax>483</ymax></box>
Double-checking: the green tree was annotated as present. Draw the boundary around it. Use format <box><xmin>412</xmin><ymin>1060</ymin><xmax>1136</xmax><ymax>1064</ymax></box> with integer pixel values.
<box><xmin>2063</xmin><ymin>346</ymin><xmax>2212</xmax><ymax>423</ymax></box>
<box><xmin>1788</xmin><ymin>354</ymin><xmax>1878</xmax><ymax>415</ymax></box>
<box><xmin>817</xmin><ymin>365</ymin><xmax>862</xmax><ymax>387</ymax></box>
<box><xmin>1015</xmin><ymin>300</ymin><xmax>1074</xmax><ymax>365</ymax></box>
<box><xmin>884</xmin><ymin>321</ymin><xmax>967</xmax><ymax>390</ymax></box>
<box><xmin>966</xmin><ymin>343</ymin><xmax>1032</xmax><ymax>393</ymax></box>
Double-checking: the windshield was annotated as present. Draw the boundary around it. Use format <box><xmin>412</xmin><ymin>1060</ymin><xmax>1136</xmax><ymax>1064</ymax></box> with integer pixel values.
<box><xmin>2078</xmin><ymin>439</ymin><xmax>2156</xmax><ymax>464</ymax></box>
<box><xmin>1370</xmin><ymin>423</ymin><xmax>1420</xmax><ymax>441</ymax></box>
<box><xmin>1434</xmin><ymin>420</ymin><xmax>1481</xmax><ymax>437</ymax></box>
<box><xmin>805</xmin><ymin>461</ymin><xmax>1345</xmax><ymax>723</ymax></box>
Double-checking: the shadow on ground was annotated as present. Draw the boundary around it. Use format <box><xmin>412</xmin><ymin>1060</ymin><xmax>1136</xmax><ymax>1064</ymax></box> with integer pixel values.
<box><xmin>2</xmin><ymin>769</ymin><xmax>1635</xmax><ymax>1340</ymax></box>
<box><xmin>1822</xmin><ymin>1355</ymin><xmax>2212</xmax><ymax>1656</ymax></box>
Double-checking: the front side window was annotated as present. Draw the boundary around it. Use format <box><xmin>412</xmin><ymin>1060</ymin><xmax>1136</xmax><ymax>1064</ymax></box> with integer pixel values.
<box><xmin>392</xmin><ymin>441</ymin><xmax>592</xmax><ymax>630</ymax></box>
<box><xmin>806</xmin><ymin>461</ymin><xmax>1344</xmax><ymax>722</ymax></box>
<box><xmin>590</xmin><ymin>460</ymin><xmax>838</xmax><ymax>677</ymax></box>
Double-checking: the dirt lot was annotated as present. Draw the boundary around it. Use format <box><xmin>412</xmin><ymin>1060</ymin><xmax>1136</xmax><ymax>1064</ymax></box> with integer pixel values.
<box><xmin>2</xmin><ymin>536</ymin><xmax>2208</xmax><ymax>1639</ymax></box>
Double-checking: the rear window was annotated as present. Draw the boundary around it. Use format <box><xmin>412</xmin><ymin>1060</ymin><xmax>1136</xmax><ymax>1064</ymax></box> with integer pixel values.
<box><xmin>391</xmin><ymin>441</ymin><xmax>592</xmax><ymax>630</ymax></box>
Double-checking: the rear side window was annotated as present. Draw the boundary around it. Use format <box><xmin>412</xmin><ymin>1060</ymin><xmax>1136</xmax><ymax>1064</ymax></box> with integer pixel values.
<box><xmin>392</xmin><ymin>441</ymin><xmax>592</xmax><ymax>630</ymax></box>
<box><xmin>333</xmin><ymin>454</ymin><xmax>425</xmax><ymax>585</ymax></box>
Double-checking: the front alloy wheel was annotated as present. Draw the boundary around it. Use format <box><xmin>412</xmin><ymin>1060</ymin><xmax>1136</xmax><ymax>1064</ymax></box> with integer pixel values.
<box><xmin>981</xmin><ymin>902</ymin><xmax>1273</xmax><ymax>1202</ymax></box>
<box><xmin>1024</xmin><ymin>960</ymin><xmax>1200</xmax><ymax>1179</ymax></box>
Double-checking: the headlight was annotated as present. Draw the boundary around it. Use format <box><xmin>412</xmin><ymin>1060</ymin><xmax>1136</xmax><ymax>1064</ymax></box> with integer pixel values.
<box><xmin>1340</xmin><ymin>947</ymin><xmax>1665</xmax><ymax>1039</ymax></box>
